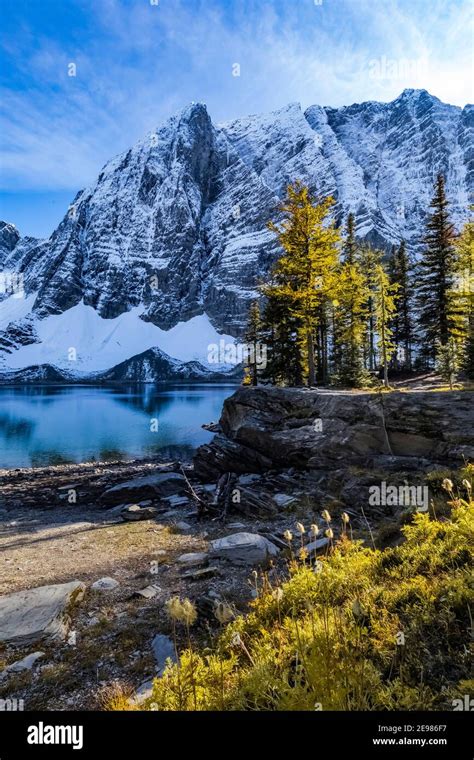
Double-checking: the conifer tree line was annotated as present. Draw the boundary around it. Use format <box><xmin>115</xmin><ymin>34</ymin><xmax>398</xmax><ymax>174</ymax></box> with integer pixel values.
<box><xmin>243</xmin><ymin>175</ymin><xmax>473</xmax><ymax>388</ymax></box>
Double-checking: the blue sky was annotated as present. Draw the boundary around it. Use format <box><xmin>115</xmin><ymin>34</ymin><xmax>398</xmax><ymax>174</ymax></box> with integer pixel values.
<box><xmin>1</xmin><ymin>0</ymin><xmax>472</xmax><ymax>238</ymax></box>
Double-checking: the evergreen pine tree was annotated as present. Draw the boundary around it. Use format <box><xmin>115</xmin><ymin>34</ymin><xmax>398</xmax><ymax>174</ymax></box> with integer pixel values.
<box><xmin>265</xmin><ymin>182</ymin><xmax>340</xmax><ymax>386</ymax></box>
<box><xmin>435</xmin><ymin>336</ymin><xmax>462</xmax><ymax>389</ymax></box>
<box><xmin>417</xmin><ymin>174</ymin><xmax>457</xmax><ymax>366</ymax></box>
<box><xmin>452</xmin><ymin>218</ymin><xmax>474</xmax><ymax>379</ymax></box>
<box><xmin>388</xmin><ymin>240</ymin><xmax>414</xmax><ymax>371</ymax></box>
<box><xmin>259</xmin><ymin>285</ymin><xmax>303</xmax><ymax>386</ymax></box>
<box><xmin>373</xmin><ymin>263</ymin><xmax>399</xmax><ymax>387</ymax></box>
<box><xmin>343</xmin><ymin>213</ymin><xmax>357</xmax><ymax>265</ymax></box>
<box><xmin>332</xmin><ymin>261</ymin><xmax>370</xmax><ymax>387</ymax></box>
<box><xmin>358</xmin><ymin>245</ymin><xmax>382</xmax><ymax>372</ymax></box>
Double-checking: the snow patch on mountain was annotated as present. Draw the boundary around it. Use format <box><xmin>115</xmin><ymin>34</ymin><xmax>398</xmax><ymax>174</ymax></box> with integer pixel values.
<box><xmin>4</xmin><ymin>302</ymin><xmax>235</xmax><ymax>373</ymax></box>
<box><xmin>0</xmin><ymin>293</ymin><xmax>37</xmax><ymax>331</ymax></box>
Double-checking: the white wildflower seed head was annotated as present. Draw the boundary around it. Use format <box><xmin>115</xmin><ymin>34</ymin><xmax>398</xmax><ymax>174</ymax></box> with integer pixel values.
<box><xmin>272</xmin><ymin>587</ymin><xmax>284</xmax><ymax>602</ymax></box>
<box><xmin>310</xmin><ymin>524</ymin><xmax>319</xmax><ymax>537</ymax></box>
<box><xmin>231</xmin><ymin>632</ymin><xmax>242</xmax><ymax>647</ymax></box>
<box><xmin>325</xmin><ymin>528</ymin><xmax>334</xmax><ymax>539</ymax></box>
<box><xmin>165</xmin><ymin>596</ymin><xmax>183</xmax><ymax>622</ymax></box>
<box><xmin>322</xmin><ymin>509</ymin><xmax>332</xmax><ymax>523</ymax></box>
<box><xmin>441</xmin><ymin>478</ymin><xmax>454</xmax><ymax>493</ymax></box>
<box><xmin>165</xmin><ymin>596</ymin><xmax>197</xmax><ymax>625</ymax></box>
<box><xmin>283</xmin><ymin>530</ymin><xmax>293</xmax><ymax>542</ymax></box>
<box><xmin>296</xmin><ymin>522</ymin><xmax>305</xmax><ymax>534</ymax></box>
<box><xmin>214</xmin><ymin>602</ymin><xmax>234</xmax><ymax>624</ymax></box>
<box><xmin>462</xmin><ymin>479</ymin><xmax>472</xmax><ymax>493</ymax></box>
<box><xmin>181</xmin><ymin>598</ymin><xmax>198</xmax><ymax>626</ymax></box>
<box><xmin>342</xmin><ymin>512</ymin><xmax>350</xmax><ymax>524</ymax></box>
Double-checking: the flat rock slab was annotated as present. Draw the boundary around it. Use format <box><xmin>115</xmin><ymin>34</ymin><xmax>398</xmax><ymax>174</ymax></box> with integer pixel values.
<box><xmin>101</xmin><ymin>473</ymin><xmax>186</xmax><ymax>505</ymax></box>
<box><xmin>177</xmin><ymin>552</ymin><xmax>209</xmax><ymax>567</ymax></box>
<box><xmin>1</xmin><ymin>651</ymin><xmax>45</xmax><ymax>678</ymax></box>
<box><xmin>164</xmin><ymin>495</ymin><xmax>189</xmax><ymax>508</ymax></box>
<box><xmin>273</xmin><ymin>494</ymin><xmax>297</xmax><ymax>508</ymax></box>
<box><xmin>134</xmin><ymin>585</ymin><xmax>161</xmax><ymax>599</ymax></box>
<box><xmin>210</xmin><ymin>532</ymin><xmax>279</xmax><ymax>566</ymax></box>
<box><xmin>303</xmin><ymin>537</ymin><xmax>329</xmax><ymax>555</ymax></box>
<box><xmin>0</xmin><ymin>581</ymin><xmax>85</xmax><ymax>646</ymax></box>
<box><xmin>152</xmin><ymin>634</ymin><xmax>177</xmax><ymax>676</ymax></box>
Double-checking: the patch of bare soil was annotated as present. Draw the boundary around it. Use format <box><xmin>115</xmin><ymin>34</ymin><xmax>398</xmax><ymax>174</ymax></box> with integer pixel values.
<box><xmin>0</xmin><ymin>460</ymin><xmax>288</xmax><ymax>710</ymax></box>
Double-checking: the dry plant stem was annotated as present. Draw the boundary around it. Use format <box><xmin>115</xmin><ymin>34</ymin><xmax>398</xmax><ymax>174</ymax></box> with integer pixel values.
<box><xmin>360</xmin><ymin>505</ymin><xmax>376</xmax><ymax>549</ymax></box>
<box><xmin>185</xmin><ymin>622</ymin><xmax>197</xmax><ymax>710</ymax></box>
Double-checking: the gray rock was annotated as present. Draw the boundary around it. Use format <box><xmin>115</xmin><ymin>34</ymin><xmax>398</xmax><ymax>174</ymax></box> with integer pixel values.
<box><xmin>120</xmin><ymin>504</ymin><xmax>158</xmax><ymax>521</ymax></box>
<box><xmin>273</xmin><ymin>494</ymin><xmax>297</xmax><ymax>508</ymax></box>
<box><xmin>134</xmin><ymin>584</ymin><xmax>161</xmax><ymax>599</ymax></box>
<box><xmin>177</xmin><ymin>552</ymin><xmax>209</xmax><ymax>567</ymax></box>
<box><xmin>194</xmin><ymin>388</ymin><xmax>474</xmax><ymax>485</ymax></box>
<box><xmin>164</xmin><ymin>495</ymin><xmax>189</xmax><ymax>508</ymax></box>
<box><xmin>101</xmin><ymin>472</ymin><xmax>186</xmax><ymax>505</ymax></box>
<box><xmin>181</xmin><ymin>566</ymin><xmax>218</xmax><ymax>581</ymax></box>
<box><xmin>210</xmin><ymin>532</ymin><xmax>279</xmax><ymax>566</ymax></box>
<box><xmin>174</xmin><ymin>521</ymin><xmax>192</xmax><ymax>532</ymax></box>
<box><xmin>237</xmin><ymin>474</ymin><xmax>260</xmax><ymax>485</ymax></box>
<box><xmin>0</xmin><ymin>651</ymin><xmax>45</xmax><ymax>678</ymax></box>
<box><xmin>131</xmin><ymin>678</ymin><xmax>155</xmax><ymax>705</ymax></box>
<box><xmin>0</xmin><ymin>581</ymin><xmax>85</xmax><ymax>646</ymax></box>
<box><xmin>91</xmin><ymin>577</ymin><xmax>119</xmax><ymax>592</ymax></box>
<box><xmin>304</xmin><ymin>537</ymin><xmax>329</xmax><ymax>555</ymax></box>
<box><xmin>151</xmin><ymin>634</ymin><xmax>177</xmax><ymax>676</ymax></box>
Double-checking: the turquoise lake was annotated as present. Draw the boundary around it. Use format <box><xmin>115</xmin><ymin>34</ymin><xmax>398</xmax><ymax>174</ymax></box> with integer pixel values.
<box><xmin>0</xmin><ymin>384</ymin><xmax>237</xmax><ymax>469</ymax></box>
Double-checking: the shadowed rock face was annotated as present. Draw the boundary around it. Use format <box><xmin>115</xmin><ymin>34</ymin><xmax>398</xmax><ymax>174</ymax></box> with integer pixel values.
<box><xmin>193</xmin><ymin>387</ymin><xmax>474</xmax><ymax>479</ymax></box>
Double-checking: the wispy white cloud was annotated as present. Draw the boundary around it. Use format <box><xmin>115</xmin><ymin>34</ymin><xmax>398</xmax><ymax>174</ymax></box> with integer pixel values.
<box><xmin>0</xmin><ymin>0</ymin><xmax>471</xmax><ymax>195</ymax></box>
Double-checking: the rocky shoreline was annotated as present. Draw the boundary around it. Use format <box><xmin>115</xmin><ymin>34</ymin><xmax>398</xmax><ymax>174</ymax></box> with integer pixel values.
<box><xmin>0</xmin><ymin>386</ymin><xmax>472</xmax><ymax>709</ymax></box>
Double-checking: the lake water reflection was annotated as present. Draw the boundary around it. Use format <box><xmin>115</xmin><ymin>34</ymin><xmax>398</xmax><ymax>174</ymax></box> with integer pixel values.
<box><xmin>0</xmin><ymin>384</ymin><xmax>237</xmax><ymax>469</ymax></box>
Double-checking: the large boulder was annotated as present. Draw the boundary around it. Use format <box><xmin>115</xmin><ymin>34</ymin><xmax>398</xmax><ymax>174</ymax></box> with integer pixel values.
<box><xmin>210</xmin><ymin>532</ymin><xmax>279</xmax><ymax>566</ymax></box>
<box><xmin>0</xmin><ymin>581</ymin><xmax>85</xmax><ymax>646</ymax></box>
<box><xmin>194</xmin><ymin>388</ymin><xmax>474</xmax><ymax>479</ymax></box>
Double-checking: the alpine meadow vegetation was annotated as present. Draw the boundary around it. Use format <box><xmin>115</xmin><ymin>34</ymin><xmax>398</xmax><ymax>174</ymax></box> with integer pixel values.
<box><xmin>115</xmin><ymin>469</ymin><xmax>474</xmax><ymax>712</ymax></box>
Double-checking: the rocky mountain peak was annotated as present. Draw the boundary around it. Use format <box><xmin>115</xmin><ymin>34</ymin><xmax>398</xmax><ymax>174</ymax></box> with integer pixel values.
<box><xmin>0</xmin><ymin>90</ymin><xmax>471</xmax><ymax>382</ymax></box>
<box><xmin>0</xmin><ymin>221</ymin><xmax>21</xmax><ymax>265</ymax></box>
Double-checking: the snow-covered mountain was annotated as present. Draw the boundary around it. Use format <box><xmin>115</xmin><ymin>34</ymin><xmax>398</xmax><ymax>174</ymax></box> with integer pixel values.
<box><xmin>1</xmin><ymin>89</ymin><xmax>472</xmax><ymax>382</ymax></box>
